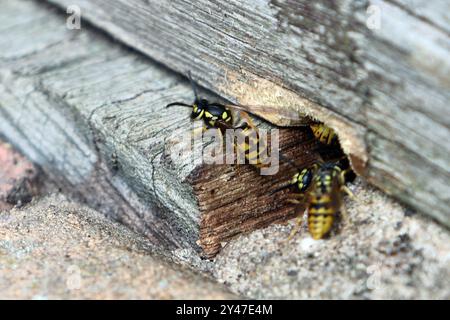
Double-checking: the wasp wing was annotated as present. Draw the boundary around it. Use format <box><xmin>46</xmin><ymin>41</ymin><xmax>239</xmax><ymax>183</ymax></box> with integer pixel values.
<box><xmin>327</xmin><ymin>173</ymin><xmax>345</xmax><ymax>215</ymax></box>
<box><xmin>211</xmin><ymin>119</ymin><xmax>236</xmax><ymax>133</ymax></box>
<box><xmin>222</xmin><ymin>103</ymin><xmax>315</xmax><ymax>126</ymax></box>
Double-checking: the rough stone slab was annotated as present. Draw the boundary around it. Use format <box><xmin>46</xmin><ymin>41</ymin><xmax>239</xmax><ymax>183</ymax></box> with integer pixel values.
<box><xmin>0</xmin><ymin>140</ymin><xmax>40</xmax><ymax>210</ymax></box>
<box><xmin>0</xmin><ymin>195</ymin><xmax>237</xmax><ymax>299</ymax></box>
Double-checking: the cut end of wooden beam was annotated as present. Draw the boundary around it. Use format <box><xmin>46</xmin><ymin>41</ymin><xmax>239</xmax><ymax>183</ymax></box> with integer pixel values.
<box><xmin>220</xmin><ymin>70</ymin><xmax>368</xmax><ymax>176</ymax></box>
<box><xmin>187</xmin><ymin>128</ymin><xmax>322</xmax><ymax>258</ymax></box>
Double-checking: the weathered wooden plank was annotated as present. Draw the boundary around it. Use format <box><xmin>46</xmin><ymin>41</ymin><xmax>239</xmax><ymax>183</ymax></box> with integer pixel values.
<box><xmin>0</xmin><ymin>0</ymin><xmax>326</xmax><ymax>257</ymax></box>
<box><xmin>44</xmin><ymin>0</ymin><xmax>450</xmax><ymax>227</ymax></box>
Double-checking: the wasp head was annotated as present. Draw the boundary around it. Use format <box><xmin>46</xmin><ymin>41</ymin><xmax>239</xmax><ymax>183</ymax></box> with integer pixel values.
<box><xmin>292</xmin><ymin>168</ymin><xmax>313</xmax><ymax>193</ymax></box>
<box><xmin>191</xmin><ymin>99</ymin><xmax>209</xmax><ymax>120</ymax></box>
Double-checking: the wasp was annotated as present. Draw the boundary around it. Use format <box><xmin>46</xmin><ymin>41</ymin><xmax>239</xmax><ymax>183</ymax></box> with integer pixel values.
<box><xmin>303</xmin><ymin>160</ymin><xmax>354</xmax><ymax>239</ymax></box>
<box><xmin>231</xmin><ymin>115</ymin><xmax>275</xmax><ymax>168</ymax></box>
<box><xmin>273</xmin><ymin>158</ymin><xmax>355</xmax><ymax>239</ymax></box>
<box><xmin>166</xmin><ymin>72</ymin><xmax>234</xmax><ymax>131</ymax></box>
<box><xmin>213</xmin><ymin>103</ymin><xmax>339</xmax><ymax>146</ymax></box>
<box><xmin>166</xmin><ymin>72</ymin><xmax>271</xmax><ymax>168</ymax></box>
<box><xmin>309</xmin><ymin>123</ymin><xmax>338</xmax><ymax>146</ymax></box>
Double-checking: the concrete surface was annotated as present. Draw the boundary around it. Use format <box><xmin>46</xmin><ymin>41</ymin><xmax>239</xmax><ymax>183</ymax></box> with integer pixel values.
<box><xmin>0</xmin><ymin>195</ymin><xmax>237</xmax><ymax>299</ymax></box>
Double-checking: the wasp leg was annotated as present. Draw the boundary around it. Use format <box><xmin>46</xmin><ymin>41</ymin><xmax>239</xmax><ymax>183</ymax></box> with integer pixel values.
<box><xmin>232</xmin><ymin>140</ymin><xmax>241</xmax><ymax>167</ymax></box>
<box><xmin>240</xmin><ymin>111</ymin><xmax>256</xmax><ymax>130</ymax></box>
<box><xmin>286</xmin><ymin>216</ymin><xmax>303</xmax><ymax>241</ymax></box>
<box><xmin>235</xmin><ymin>112</ymin><xmax>254</xmax><ymax>167</ymax></box>
<box><xmin>193</xmin><ymin>125</ymin><xmax>225</xmax><ymax>145</ymax></box>
<box><xmin>283</xmin><ymin>203</ymin><xmax>307</xmax><ymax>242</ymax></box>
<box><xmin>285</xmin><ymin>193</ymin><xmax>306</xmax><ymax>204</ymax></box>
<box><xmin>340</xmin><ymin>204</ymin><xmax>349</xmax><ymax>222</ymax></box>
<box><xmin>216</xmin><ymin>128</ymin><xmax>228</xmax><ymax>162</ymax></box>
<box><xmin>192</xmin><ymin>125</ymin><xmax>207</xmax><ymax>140</ymax></box>
<box><xmin>338</xmin><ymin>169</ymin><xmax>357</xmax><ymax>201</ymax></box>
<box><xmin>292</xmin><ymin>193</ymin><xmax>306</xmax><ymax>198</ymax></box>
<box><xmin>289</xmin><ymin>192</ymin><xmax>307</xmax><ymax>198</ymax></box>
<box><xmin>214</xmin><ymin>126</ymin><xmax>224</xmax><ymax>144</ymax></box>
<box><xmin>341</xmin><ymin>185</ymin><xmax>357</xmax><ymax>201</ymax></box>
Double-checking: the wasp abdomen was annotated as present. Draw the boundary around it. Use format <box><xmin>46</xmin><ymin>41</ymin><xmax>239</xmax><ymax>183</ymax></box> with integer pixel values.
<box><xmin>308</xmin><ymin>195</ymin><xmax>336</xmax><ymax>239</ymax></box>
<box><xmin>235</xmin><ymin>124</ymin><xmax>268</xmax><ymax>167</ymax></box>
<box><xmin>310</xmin><ymin>123</ymin><xmax>337</xmax><ymax>145</ymax></box>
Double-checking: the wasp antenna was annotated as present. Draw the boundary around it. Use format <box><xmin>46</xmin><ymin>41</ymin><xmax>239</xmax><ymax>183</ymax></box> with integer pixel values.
<box><xmin>166</xmin><ymin>102</ymin><xmax>192</xmax><ymax>108</ymax></box>
<box><xmin>187</xmin><ymin>71</ymin><xmax>199</xmax><ymax>101</ymax></box>
<box><xmin>278</xmin><ymin>152</ymin><xmax>298</xmax><ymax>170</ymax></box>
<box><xmin>269</xmin><ymin>183</ymin><xmax>292</xmax><ymax>195</ymax></box>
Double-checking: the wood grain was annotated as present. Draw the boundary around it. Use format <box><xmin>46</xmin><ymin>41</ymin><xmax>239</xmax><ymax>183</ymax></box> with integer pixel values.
<box><xmin>44</xmin><ymin>0</ymin><xmax>450</xmax><ymax>227</ymax></box>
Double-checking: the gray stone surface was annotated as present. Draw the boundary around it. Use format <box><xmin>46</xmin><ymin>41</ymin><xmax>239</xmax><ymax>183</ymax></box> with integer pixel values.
<box><xmin>0</xmin><ymin>195</ymin><xmax>236</xmax><ymax>299</ymax></box>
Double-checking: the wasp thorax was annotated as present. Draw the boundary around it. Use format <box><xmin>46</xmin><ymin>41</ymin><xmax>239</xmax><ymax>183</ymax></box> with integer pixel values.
<box><xmin>198</xmin><ymin>99</ymin><xmax>209</xmax><ymax>108</ymax></box>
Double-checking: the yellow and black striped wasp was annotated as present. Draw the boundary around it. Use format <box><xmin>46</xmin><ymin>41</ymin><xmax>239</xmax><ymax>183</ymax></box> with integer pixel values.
<box><xmin>309</xmin><ymin>123</ymin><xmax>338</xmax><ymax>146</ymax></box>
<box><xmin>210</xmin><ymin>102</ymin><xmax>339</xmax><ymax>147</ymax></box>
<box><xmin>166</xmin><ymin>72</ymin><xmax>271</xmax><ymax>168</ymax></box>
<box><xmin>166</xmin><ymin>72</ymin><xmax>234</xmax><ymax>131</ymax></box>
<box><xmin>273</xmin><ymin>157</ymin><xmax>355</xmax><ymax>240</ymax></box>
